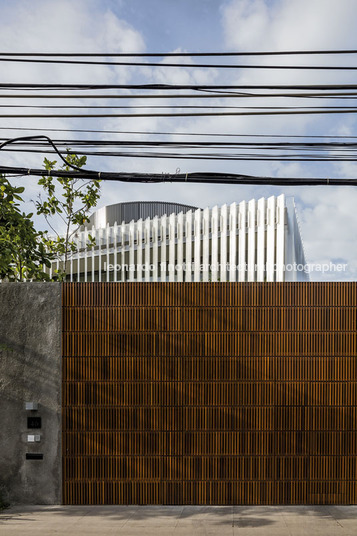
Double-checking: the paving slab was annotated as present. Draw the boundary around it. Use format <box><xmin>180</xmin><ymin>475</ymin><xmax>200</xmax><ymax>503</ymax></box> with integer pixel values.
<box><xmin>1</xmin><ymin>505</ymin><xmax>357</xmax><ymax>535</ymax></box>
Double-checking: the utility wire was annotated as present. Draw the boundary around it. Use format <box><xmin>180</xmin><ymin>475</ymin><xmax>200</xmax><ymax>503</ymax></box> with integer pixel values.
<box><xmin>7</xmin><ymin>104</ymin><xmax>357</xmax><ymax>110</ymax></box>
<box><xmin>1</xmin><ymin>49</ymin><xmax>357</xmax><ymax>56</ymax></box>
<box><xmin>0</xmin><ymin>91</ymin><xmax>357</xmax><ymax>99</ymax></box>
<box><xmin>3</xmin><ymin>83</ymin><xmax>357</xmax><ymax>90</ymax></box>
<box><xmin>0</xmin><ymin>164</ymin><xmax>355</xmax><ymax>185</ymax></box>
<box><xmin>2</xmin><ymin>57</ymin><xmax>357</xmax><ymax>69</ymax></box>
<box><xmin>0</xmin><ymin>135</ymin><xmax>355</xmax><ymax>184</ymax></box>
<box><xmin>0</xmin><ymin>135</ymin><xmax>96</xmax><ymax>173</ymax></box>
<box><xmin>2</xmin><ymin>104</ymin><xmax>357</xmax><ymax>111</ymax></box>
<box><xmin>4</xmin><ymin>147</ymin><xmax>357</xmax><ymax>162</ymax></box>
<box><xmin>0</xmin><ymin>125</ymin><xmax>357</xmax><ymax>139</ymax></box>
<box><xmin>3</xmin><ymin>109</ymin><xmax>357</xmax><ymax>118</ymax></box>
<box><xmin>3</xmin><ymin>138</ymin><xmax>357</xmax><ymax>148</ymax></box>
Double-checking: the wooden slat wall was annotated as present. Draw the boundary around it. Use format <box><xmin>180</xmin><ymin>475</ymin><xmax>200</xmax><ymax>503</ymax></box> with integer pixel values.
<box><xmin>62</xmin><ymin>282</ymin><xmax>357</xmax><ymax>505</ymax></box>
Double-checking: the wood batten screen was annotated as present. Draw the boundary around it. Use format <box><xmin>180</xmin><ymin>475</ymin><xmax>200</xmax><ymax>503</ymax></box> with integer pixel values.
<box><xmin>62</xmin><ymin>282</ymin><xmax>357</xmax><ymax>505</ymax></box>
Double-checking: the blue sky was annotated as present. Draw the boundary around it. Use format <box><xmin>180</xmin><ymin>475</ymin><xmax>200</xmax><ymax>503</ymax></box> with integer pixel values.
<box><xmin>0</xmin><ymin>0</ymin><xmax>357</xmax><ymax>280</ymax></box>
<box><xmin>112</xmin><ymin>0</ymin><xmax>226</xmax><ymax>51</ymax></box>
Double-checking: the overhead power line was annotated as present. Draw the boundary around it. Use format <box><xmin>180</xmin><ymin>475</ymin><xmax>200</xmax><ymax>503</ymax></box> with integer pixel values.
<box><xmin>2</xmin><ymin>83</ymin><xmax>357</xmax><ymax>90</ymax></box>
<box><xmin>3</xmin><ymin>104</ymin><xmax>357</xmax><ymax>111</ymax></box>
<box><xmin>0</xmin><ymin>164</ymin><xmax>355</xmax><ymax>185</ymax></box>
<box><xmin>1</xmin><ymin>49</ymin><xmax>357</xmax><ymax>56</ymax></box>
<box><xmin>1</xmin><ymin>126</ymin><xmax>357</xmax><ymax>139</ymax></box>
<box><xmin>4</xmin><ymin>148</ymin><xmax>357</xmax><ymax>162</ymax></box>
<box><xmin>3</xmin><ymin>109</ymin><xmax>357</xmax><ymax>118</ymax></box>
<box><xmin>0</xmin><ymin>91</ymin><xmax>357</xmax><ymax>99</ymax></box>
<box><xmin>0</xmin><ymin>136</ymin><xmax>356</xmax><ymax>184</ymax></box>
<box><xmin>1</xmin><ymin>57</ymin><xmax>357</xmax><ymax>69</ymax></box>
<box><xmin>3</xmin><ymin>133</ymin><xmax>357</xmax><ymax>164</ymax></box>
<box><xmin>6</xmin><ymin>104</ymin><xmax>357</xmax><ymax>111</ymax></box>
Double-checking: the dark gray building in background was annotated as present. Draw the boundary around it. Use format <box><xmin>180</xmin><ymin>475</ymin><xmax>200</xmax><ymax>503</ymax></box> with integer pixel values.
<box><xmin>84</xmin><ymin>201</ymin><xmax>199</xmax><ymax>228</ymax></box>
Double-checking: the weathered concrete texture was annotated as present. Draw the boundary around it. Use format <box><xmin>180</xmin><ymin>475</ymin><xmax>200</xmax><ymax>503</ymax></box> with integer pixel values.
<box><xmin>0</xmin><ymin>283</ymin><xmax>61</xmax><ymax>505</ymax></box>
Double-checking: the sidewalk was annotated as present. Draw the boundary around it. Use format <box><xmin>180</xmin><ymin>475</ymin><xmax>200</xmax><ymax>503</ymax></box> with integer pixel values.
<box><xmin>1</xmin><ymin>505</ymin><xmax>357</xmax><ymax>535</ymax></box>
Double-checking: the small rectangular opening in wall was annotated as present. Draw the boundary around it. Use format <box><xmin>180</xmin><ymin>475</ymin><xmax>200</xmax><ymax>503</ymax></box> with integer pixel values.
<box><xmin>26</xmin><ymin>453</ymin><xmax>43</xmax><ymax>460</ymax></box>
<box><xmin>27</xmin><ymin>417</ymin><xmax>41</xmax><ymax>429</ymax></box>
<box><xmin>26</xmin><ymin>452</ymin><xmax>43</xmax><ymax>460</ymax></box>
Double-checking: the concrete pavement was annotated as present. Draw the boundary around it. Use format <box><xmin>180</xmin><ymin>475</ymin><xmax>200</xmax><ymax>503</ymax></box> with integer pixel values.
<box><xmin>1</xmin><ymin>505</ymin><xmax>357</xmax><ymax>535</ymax></box>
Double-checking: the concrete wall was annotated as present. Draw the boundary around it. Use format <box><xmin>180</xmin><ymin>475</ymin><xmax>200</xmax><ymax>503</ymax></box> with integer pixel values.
<box><xmin>0</xmin><ymin>283</ymin><xmax>61</xmax><ymax>505</ymax></box>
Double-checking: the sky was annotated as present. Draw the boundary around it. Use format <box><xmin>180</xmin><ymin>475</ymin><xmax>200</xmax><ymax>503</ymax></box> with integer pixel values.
<box><xmin>0</xmin><ymin>0</ymin><xmax>357</xmax><ymax>280</ymax></box>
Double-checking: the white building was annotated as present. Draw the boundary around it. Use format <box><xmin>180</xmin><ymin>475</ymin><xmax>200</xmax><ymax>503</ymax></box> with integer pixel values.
<box><xmin>49</xmin><ymin>194</ymin><xmax>308</xmax><ymax>282</ymax></box>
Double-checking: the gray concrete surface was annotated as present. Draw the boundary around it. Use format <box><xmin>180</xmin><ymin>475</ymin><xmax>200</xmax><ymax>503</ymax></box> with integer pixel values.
<box><xmin>1</xmin><ymin>505</ymin><xmax>357</xmax><ymax>535</ymax></box>
<box><xmin>0</xmin><ymin>283</ymin><xmax>62</xmax><ymax>505</ymax></box>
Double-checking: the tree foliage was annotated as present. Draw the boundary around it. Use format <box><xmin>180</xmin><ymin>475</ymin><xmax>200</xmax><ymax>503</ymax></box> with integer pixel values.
<box><xmin>0</xmin><ymin>176</ymin><xmax>52</xmax><ymax>281</ymax></box>
<box><xmin>36</xmin><ymin>153</ymin><xmax>101</xmax><ymax>280</ymax></box>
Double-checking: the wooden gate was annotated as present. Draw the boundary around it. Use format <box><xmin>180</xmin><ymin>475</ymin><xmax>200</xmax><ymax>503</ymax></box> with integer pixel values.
<box><xmin>62</xmin><ymin>282</ymin><xmax>357</xmax><ymax>504</ymax></box>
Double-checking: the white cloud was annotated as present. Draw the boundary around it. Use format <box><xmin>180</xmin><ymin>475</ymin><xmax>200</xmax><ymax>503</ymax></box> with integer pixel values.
<box><xmin>218</xmin><ymin>0</ymin><xmax>357</xmax><ymax>280</ymax></box>
<box><xmin>0</xmin><ymin>0</ymin><xmax>145</xmax><ymax>84</ymax></box>
<box><xmin>222</xmin><ymin>0</ymin><xmax>357</xmax><ymax>52</ymax></box>
<box><xmin>296</xmin><ymin>186</ymin><xmax>357</xmax><ymax>280</ymax></box>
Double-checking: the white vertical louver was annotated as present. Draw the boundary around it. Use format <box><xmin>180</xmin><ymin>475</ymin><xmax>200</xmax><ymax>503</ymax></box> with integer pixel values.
<box><xmin>185</xmin><ymin>210</ymin><xmax>192</xmax><ymax>282</ymax></box>
<box><xmin>194</xmin><ymin>208</ymin><xmax>201</xmax><ymax>282</ymax></box>
<box><xmin>202</xmin><ymin>207</ymin><xmax>210</xmax><ymax>282</ymax></box>
<box><xmin>152</xmin><ymin>216</ymin><xmax>159</xmax><ymax>282</ymax></box>
<box><xmin>220</xmin><ymin>204</ymin><xmax>228</xmax><ymax>282</ymax></box>
<box><xmin>256</xmin><ymin>197</ymin><xmax>266</xmax><ymax>282</ymax></box>
<box><xmin>229</xmin><ymin>202</ymin><xmax>237</xmax><ymax>282</ymax></box>
<box><xmin>247</xmin><ymin>199</ymin><xmax>256</xmax><ymax>283</ymax></box>
<box><xmin>177</xmin><ymin>212</ymin><xmax>184</xmax><ymax>283</ymax></box>
<box><xmin>50</xmin><ymin>195</ymin><xmax>307</xmax><ymax>283</ymax></box>
<box><xmin>266</xmin><ymin>196</ymin><xmax>276</xmax><ymax>282</ymax></box>
<box><xmin>211</xmin><ymin>205</ymin><xmax>219</xmax><ymax>282</ymax></box>
<box><xmin>238</xmin><ymin>200</ymin><xmax>246</xmax><ymax>282</ymax></box>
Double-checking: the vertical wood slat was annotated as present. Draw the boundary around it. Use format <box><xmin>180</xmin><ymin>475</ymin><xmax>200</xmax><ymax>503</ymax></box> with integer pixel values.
<box><xmin>62</xmin><ymin>282</ymin><xmax>357</xmax><ymax>505</ymax></box>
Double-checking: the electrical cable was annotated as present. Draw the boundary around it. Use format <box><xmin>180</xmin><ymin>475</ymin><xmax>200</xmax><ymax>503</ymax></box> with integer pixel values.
<box><xmin>3</xmin><ymin>137</ymin><xmax>357</xmax><ymax>148</ymax></box>
<box><xmin>0</xmin><ymin>91</ymin><xmax>357</xmax><ymax>99</ymax></box>
<box><xmin>3</xmin><ymin>146</ymin><xmax>357</xmax><ymax>162</ymax></box>
<box><xmin>0</xmin><ymin>135</ymin><xmax>96</xmax><ymax>173</ymax></box>
<box><xmin>1</xmin><ymin>49</ymin><xmax>357</xmax><ymax>56</ymax></box>
<box><xmin>2</xmin><ymin>83</ymin><xmax>357</xmax><ymax>90</ymax></box>
<box><xmin>2</xmin><ymin>49</ymin><xmax>357</xmax><ymax>56</ymax></box>
<box><xmin>0</xmin><ymin>164</ymin><xmax>356</xmax><ymax>185</ymax></box>
<box><xmin>2</xmin><ymin>57</ymin><xmax>357</xmax><ymax>69</ymax></box>
<box><xmin>0</xmin><ymin>134</ymin><xmax>356</xmax><ymax>184</ymax></box>
<box><xmin>1</xmin><ymin>125</ymin><xmax>357</xmax><ymax>138</ymax></box>
<box><xmin>2</xmin><ymin>104</ymin><xmax>357</xmax><ymax>111</ymax></box>
<box><xmin>3</xmin><ymin>109</ymin><xmax>357</xmax><ymax>118</ymax></box>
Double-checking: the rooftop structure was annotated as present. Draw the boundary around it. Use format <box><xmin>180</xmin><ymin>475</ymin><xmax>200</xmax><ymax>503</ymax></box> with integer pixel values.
<box><xmin>49</xmin><ymin>195</ymin><xmax>308</xmax><ymax>282</ymax></box>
